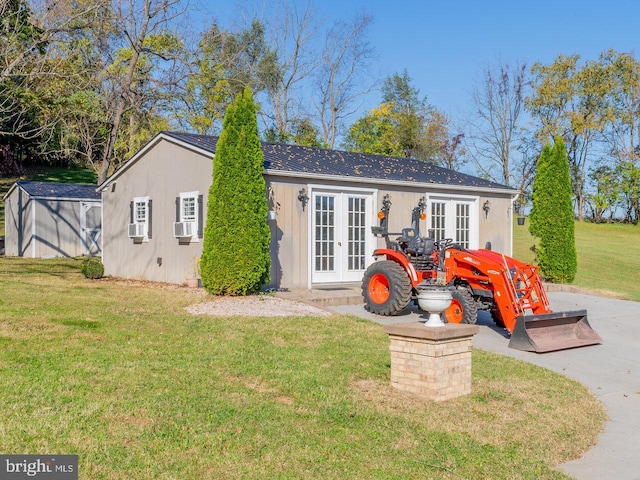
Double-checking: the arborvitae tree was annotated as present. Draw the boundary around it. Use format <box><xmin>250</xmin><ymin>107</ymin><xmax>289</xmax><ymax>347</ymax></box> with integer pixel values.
<box><xmin>200</xmin><ymin>86</ymin><xmax>270</xmax><ymax>295</ymax></box>
<box><xmin>528</xmin><ymin>143</ymin><xmax>552</xmax><ymax>239</ymax></box>
<box><xmin>529</xmin><ymin>136</ymin><xmax>577</xmax><ymax>283</ymax></box>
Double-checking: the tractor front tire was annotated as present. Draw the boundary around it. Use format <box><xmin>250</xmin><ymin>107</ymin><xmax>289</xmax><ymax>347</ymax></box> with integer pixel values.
<box><xmin>442</xmin><ymin>286</ymin><xmax>478</xmax><ymax>324</ymax></box>
<box><xmin>362</xmin><ymin>261</ymin><xmax>412</xmax><ymax>316</ymax></box>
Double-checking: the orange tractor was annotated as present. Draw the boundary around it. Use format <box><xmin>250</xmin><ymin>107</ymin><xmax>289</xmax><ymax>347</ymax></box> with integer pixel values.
<box><xmin>362</xmin><ymin>195</ymin><xmax>602</xmax><ymax>352</ymax></box>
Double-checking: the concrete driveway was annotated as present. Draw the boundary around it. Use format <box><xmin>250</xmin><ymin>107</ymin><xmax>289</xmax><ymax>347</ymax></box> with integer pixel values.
<box><xmin>328</xmin><ymin>291</ymin><xmax>640</xmax><ymax>480</ymax></box>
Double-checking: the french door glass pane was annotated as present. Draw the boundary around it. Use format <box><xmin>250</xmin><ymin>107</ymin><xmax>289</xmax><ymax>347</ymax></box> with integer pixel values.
<box><xmin>348</xmin><ymin>197</ymin><xmax>366</xmax><ymax>271</ymax></box>
<box><xmin>315</xmin><ymin>195</ymin><xmax>335</xmax><ymax>271</ymax></box>
<box><xmin>456</xmin><ymin>203</ymin><xmax>470</xmax><ymax>248</ymax></box>
<box><xmin>431</xmin><ymin>202</ymin><xmax>446</xmax><ymax>241</ymax></box>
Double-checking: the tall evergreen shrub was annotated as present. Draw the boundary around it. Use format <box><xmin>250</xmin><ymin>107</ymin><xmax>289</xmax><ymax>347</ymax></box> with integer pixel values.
<box><xmin>529</xmin><ymin>137</ymin><xmax>577</xmax><ymax>283</ymax></box>
<box><xmin>200</xmin><ymin>86</ymin><xmax>271</xmax><ymax>295</ymax></box>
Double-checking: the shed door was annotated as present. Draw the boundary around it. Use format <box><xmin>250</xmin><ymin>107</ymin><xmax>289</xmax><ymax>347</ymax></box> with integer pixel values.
<box><xmin>81</xmin><ymin>202</ymin><xmax>102</xmax><ymax>256</ymax></box>
<box><xmin>311</xmin><ymin>191</ymin><xmax>372</xmax><ymax>283</ymax></box>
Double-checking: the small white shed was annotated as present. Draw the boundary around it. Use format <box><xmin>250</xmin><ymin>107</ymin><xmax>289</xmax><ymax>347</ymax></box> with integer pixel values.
<box><xmin>3</xmin><ymin>181</ymin><xmax>102</xmax><ymax>258</ymax></box>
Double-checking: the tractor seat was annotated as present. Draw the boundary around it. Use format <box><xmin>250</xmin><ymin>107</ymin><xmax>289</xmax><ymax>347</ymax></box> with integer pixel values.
<box><xmin>399</xmin><ymin>228</ymin><xmax>435</xmax><ymax>256</ymax></box>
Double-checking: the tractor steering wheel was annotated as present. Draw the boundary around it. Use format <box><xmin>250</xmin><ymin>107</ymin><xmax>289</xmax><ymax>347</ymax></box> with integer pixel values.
<box><xmin>436</xmin><ymin>238</ymin><xmax>453</xmax><ymax>249</ymax></box>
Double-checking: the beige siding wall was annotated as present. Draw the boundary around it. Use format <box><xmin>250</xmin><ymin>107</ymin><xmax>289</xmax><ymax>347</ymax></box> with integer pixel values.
<box><xmin>266</xmin><ymin>179</ymin><xmax>515</xmax><ymax>289</ymax></box>
<box><xmin>477</xmin><ymin>195</ymin><xmax>514</xmax><ymax>254</ymax></box>
<box><xmin>264</xmin><ymin>177</ymin><xmax>309</xmax><ymax>290</ymax></box>
<box><xmin>3</xmin><ymin>188</ymin><xmax>32</xmax><ymax>256</ymax></box>
<box><xmin>102</xmin><ymin>139</ymin><xmax>212</xmax><ymax>284</ymax></box>
<box><xmin>101</xmin><ymin>137</ymin><xmax>515</xmax><ymax>287</ymax></box>
<box><xmin>33</xmin><ymin>199</ymin><xmax>84</xmax><ymax>257</ymax></box>
<box><xmin>3</xmin><ymin>189</ymin><xmax>95</xmax><ymax>258</ymax></box>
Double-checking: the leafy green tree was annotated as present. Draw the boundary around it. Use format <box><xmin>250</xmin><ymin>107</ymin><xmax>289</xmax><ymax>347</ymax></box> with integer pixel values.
<box><xmin>527</xmin><ymin>54</ymin><xmax>611</xmax><ymax>219</ymax></box>
<box><xmin>587</xmin><ymin>164</ymin><xmax>621</xmax><ymax>222</ymax></box>
<box><xmin>529</xmin><ymin>137</ymin><xmax>577</xmax><ymax>283</ymax></box>
<box><xmin>599</xmin><ymin>50</ymin><xmax>640</xmax><ymax>223</ymax></box>
<box><xmin>264</xmin><ymin>118</ymin><xmax>324</xmax><ymax>147</ymax></box>
<box><xmin>342</xmin><ymin>102</ymin><xmax>403</xmax><ymax>157</ymax></box>
<box><xmin>616</xmin><ymin>161</ymin><xmax>640</xmax><ymax>223</ymax></box>
<box><xmin>528</xmin><ymin>143</ymin><xmax>552</xmax><ymax>239</ymax></box>
<box><xmin>0</xmin><ymin>0</ymin><xmax>44</xmax><ymax>164</ymax></box>
<box><xmin>186</xmin><ymin>19</ymin><xmax>274</xmax><ymax>135</ymax></box>
<box><xmin>344</xmin><ymin>70</ymin><xmax>461</xmax><ymax>166</ymax></box>
<box><xmin>0</xmin><ymin>0</ymin><xmax>106</xmax><ymax>170</ymax></box>
<box><xmin>97</xmin><ymin>0</ymin><xmax>189</xmax><ymax>184</ymax></box>
<box><xmin>381</xmin><ymin>69</ymin><xmax>433</xmax><ymax>159</ymax></box>
<box><xmin>200</xmin><ymin>86</ymin><xmax>271</xmax><ymax>295</ymax></box>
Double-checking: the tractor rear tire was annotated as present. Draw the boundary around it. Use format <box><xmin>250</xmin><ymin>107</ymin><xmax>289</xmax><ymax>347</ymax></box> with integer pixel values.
<box><xmin>442</xmin><ymin>286</ymin><xmax>478</xmax><ymax>324</ymax></box>
<box><xmin>362</xmin><ymin>261</ymin><xmax>412</xmax><ymax>316</ymax></box>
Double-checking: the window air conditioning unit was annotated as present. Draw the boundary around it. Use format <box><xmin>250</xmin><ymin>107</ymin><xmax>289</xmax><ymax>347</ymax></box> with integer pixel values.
<box><xmin>173</xmin><ymin>221</ymin><xmax>193</xmax><ymax>238</ymax></box>
<box><xmin>128</xmin><ymin>223</ymin><xmax>146</xmax><ymax>238</ymax></box>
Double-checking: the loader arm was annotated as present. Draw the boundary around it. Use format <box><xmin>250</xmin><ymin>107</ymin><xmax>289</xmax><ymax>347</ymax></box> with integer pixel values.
<box><xmin>442</xmin><ymin>247</ymin><xmax>601</xmax><ymax>352</ymax></box>
<box><xmin>442</xmin><ymin>248</ymin><xmax>553</xmax><ymax>333</ymax></box>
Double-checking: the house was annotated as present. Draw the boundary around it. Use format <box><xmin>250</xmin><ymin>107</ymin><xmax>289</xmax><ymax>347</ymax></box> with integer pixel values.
<box><xmin>3</xmin><ymin>181</ymin><xmax>102</xmax><ymax>258</ymax></box>
<box><xmin>98</xmin><ymin>131</ymin><xmax>518</xmax><ymax>289</ymax></box>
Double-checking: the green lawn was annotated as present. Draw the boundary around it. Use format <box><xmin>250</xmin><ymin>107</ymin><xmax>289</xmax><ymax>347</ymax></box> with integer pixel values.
<box><xmin>514</xmin><ymin>218</ymin><xmax>640</xmax><ymax>301</ymax></box>
<box><xmin>0</xmin><ymin>257</ymin><xmax>605</xmax><ymax>479</ymax></box>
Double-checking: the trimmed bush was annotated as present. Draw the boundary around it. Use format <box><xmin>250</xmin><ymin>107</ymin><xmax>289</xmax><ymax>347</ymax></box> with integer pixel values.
<box><xmin>200</xmin><ymin>86</ymin><xmax>270</xmax><ymax>295</ymax></box>
<box><xmin>81</xmin><ymin>257</ymin><xmax>104</xmax><ymax>279</ymax></box>
<box><xmin>529</xmin><ymin>137</ymin><xmax>577</xmax><ymax>283</ymax></box>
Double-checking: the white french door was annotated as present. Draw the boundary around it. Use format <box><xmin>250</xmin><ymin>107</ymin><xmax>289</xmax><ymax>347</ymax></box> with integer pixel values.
<box><xmin>311</xmin><ymin>190</ymin><xmax>373</xmax><ymax>283</ymax></box>
<box><xmin>427</xmin><ymin>196</ymin><xmax>478</xmax><ymax>249</ymax></box>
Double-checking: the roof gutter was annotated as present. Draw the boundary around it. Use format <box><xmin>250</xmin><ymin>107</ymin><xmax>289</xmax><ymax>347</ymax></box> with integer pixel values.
<box><xmin>264</xmin><ymin>169</ymin><xmax>519</xmax><ymax>197</ymax></box>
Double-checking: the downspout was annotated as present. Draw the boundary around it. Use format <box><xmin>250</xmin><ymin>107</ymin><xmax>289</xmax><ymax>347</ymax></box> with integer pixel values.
<box><xmin>509</xmin><ymin>193</ymin><xmax>518</xmax><ymax>257</ymax></box>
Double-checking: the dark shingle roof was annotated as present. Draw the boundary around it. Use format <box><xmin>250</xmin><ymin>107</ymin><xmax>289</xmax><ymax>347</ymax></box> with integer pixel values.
<box><xmin>17</xmin><ymin>181</ymin><xmax>100</xmax><ymax>201</ymax></box>
<box><xmin>164</xmin><ymin>131</ymin><xmax>511</xmax><ymax>191</ymax></box>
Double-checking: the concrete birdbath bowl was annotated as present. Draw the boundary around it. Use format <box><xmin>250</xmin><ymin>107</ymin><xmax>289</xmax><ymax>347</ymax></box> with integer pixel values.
<box><xmin>416</xmin><ymin>286</ymin><xmax>453</xmax><ymax>327</ymax></box>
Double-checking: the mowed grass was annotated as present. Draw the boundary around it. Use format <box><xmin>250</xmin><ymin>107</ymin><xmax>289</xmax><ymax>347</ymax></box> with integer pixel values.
<box><xmin>514</xmin><ymin>218</ymin><xmax>640</xmax><ymax>301</ymax></box>
<box><xmin>0</xmin><ymin>257</ymin><xmax>605</xmax><ymax>479</ymax></box>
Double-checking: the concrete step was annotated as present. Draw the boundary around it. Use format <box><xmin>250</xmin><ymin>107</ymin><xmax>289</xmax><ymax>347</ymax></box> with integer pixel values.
<box><xmin>274</xmin><ymin>285</ymin><xmax>363</xmax><ymax>307</ymax></box>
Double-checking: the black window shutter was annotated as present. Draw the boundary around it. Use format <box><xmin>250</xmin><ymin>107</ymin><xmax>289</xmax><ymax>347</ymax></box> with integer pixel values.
<box><xmin>175</xmin><ymin>197</ymin><xmax>180</xmax><ymax>222</ymax></box>
<box><xmin>130</xmin><ymin>201</ymin><xmax>134</xmax><ymax>224</ymax></box>
<box><xmin>147</xmin><ymin>199</ymin><xmax>153</xmax><ymax>239</ymax></box>
<box><xmin>197</xmin><ymin>195</ymin><xmax>204</xmax><ymax>238</ymax></box>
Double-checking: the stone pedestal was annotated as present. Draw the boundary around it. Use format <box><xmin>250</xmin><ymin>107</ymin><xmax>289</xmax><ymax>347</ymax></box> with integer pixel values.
<box><xmin>383</xmin><ymin>322</ymin><xmax>479</xmax><ymax>402</ymax></box>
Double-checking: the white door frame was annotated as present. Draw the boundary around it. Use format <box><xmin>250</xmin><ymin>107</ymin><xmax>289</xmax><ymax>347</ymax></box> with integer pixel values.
<box><xmin>307</xmin><ymin>185</ymin><xmax>377</xmax><ymax>285</ymax></box>
<box><xmin>426</xmin><ymin>194</ymin><xmax>479</xmax><ymax>249</ymax></box>
<box><xmin>80</xmin><ymin>201</ymin><xmax>102</xmax><ymax>256</ymax></box>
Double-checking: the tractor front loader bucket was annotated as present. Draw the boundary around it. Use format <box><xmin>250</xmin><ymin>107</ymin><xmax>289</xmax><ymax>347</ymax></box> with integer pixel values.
<box><xmin>508</xmin><ymin>309</ymin><xmax>602</xmax><ymax>353</ymax></box>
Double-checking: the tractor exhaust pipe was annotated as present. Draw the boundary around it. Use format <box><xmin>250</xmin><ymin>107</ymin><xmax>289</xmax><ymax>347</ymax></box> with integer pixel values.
<box><xmin>508</xmin><ymin>309</ymin><xmax>602</xmax><ymax>353</ymax></box>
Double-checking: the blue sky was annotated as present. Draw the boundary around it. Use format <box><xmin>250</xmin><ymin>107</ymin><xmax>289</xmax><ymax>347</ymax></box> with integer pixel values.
<box><xmin>316</xmin><ymin>0</ymin><xmax>639</xmax><ymax>122</ymax></box>
<box><xmin>206</xmin><ymin>0</ymin><xmax>638</xmax><ymax>126</ymax></box>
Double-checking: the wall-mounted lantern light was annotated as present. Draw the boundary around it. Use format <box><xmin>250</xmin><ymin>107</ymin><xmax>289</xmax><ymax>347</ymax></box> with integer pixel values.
<box><xmin>267</xmin><ymin>185</ymin><xmax>279</xmax><ymax>221</ymax></box>
<box><xmin>483</xmin><ymin>200</ymin><xmax>491</xmax><ymax>219</ymax></box>
<box><xmin>298</xmin><ymin>188</ymin><xmax>309</xmax><ymax>211</ymax></box>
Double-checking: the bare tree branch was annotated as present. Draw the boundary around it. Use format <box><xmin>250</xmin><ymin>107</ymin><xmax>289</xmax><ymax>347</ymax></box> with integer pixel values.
<box><xmin>313</xmin><ymin>9</ymin><xmax>376</xmax><ymax>149</ymax></box>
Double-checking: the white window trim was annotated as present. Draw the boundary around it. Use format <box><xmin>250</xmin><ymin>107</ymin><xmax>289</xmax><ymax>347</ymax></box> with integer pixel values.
<box><xmin>176</xmin><ymin>191</ymin><xmax>200</xmax><ymax>242</ymax></box>
<box><xmin>426</xmin><ymin>194</ymin><xmax>479</xmax><ymax>249</ymax></box>
<box><xmin>132</xmin><ymin>196</ymin><xmax>150</xmax><ymax>242</ymax></box>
